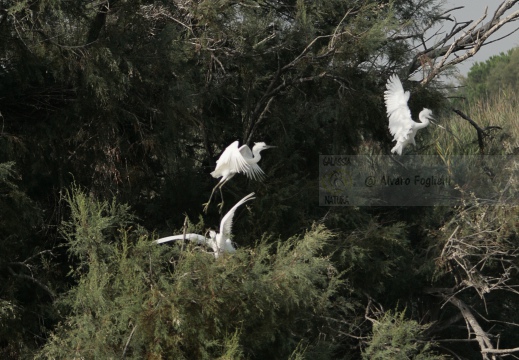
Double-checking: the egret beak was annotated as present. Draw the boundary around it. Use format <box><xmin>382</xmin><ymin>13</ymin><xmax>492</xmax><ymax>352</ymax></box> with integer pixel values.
<box><xmin>265</xmin><ymin>145</ymin><xmax>277</xmax><ymax>149</ymax></box>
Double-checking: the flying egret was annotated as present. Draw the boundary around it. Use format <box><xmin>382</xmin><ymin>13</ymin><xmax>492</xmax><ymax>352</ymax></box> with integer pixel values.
<box><xmin>157</xmin><ymin>192</ymin><xmax>255</xmax><ymax>258</ymax></box>
<box><xmin>384</xmin><ymin>74</ymin><xmax>433</xmax><ymax>155</ymax></box>
<box><xmin>203</xmin><ymin>141</ymin><xmax>274</xmax><ymax>213</ymax></box>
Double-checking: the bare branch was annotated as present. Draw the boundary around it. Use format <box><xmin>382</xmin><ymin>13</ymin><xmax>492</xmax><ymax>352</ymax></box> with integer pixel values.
<box><xmin>404</xmin><ymin>0</ymin><xmax>519</xmax><ymax>84</ymax></box>
<box><xmin>482</xmin><ymin>346</ymin><xmax>519</xmax><ymax>355</ymax></box>
<box><xmin>121</xmin><ymin>324</ymin><xmax>137</xmax><ymax>359</ymax></box>
<box><xmin>243</xmin><ymin>28</ymin><xmax>340</xmax><ymax>143</ymax></box>
<box><xmin>452</xmin><ymin>109</ymin><xmax>486</xmax><ymax>154</ymax></box>
<box><xmin>444</xmin><ymin>295</ymin><xmax>495</xmax><ymax>360</ymax></box>
<box><xmin>7</xmin><ymin>266</ymin><xmax>56</xmax><ymax>298</ymax></box>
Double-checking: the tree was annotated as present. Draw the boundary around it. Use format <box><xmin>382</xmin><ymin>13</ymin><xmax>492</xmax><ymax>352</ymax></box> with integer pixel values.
<box><xmin>0</xmin><ymin>162</ymin><xmax>55</xmax><ymax>357</ymax></box>
<box><xmin>363</xmin><ymin>310</ymin><xmax>445</xmax><ymax>360</ymax></box>
<box><xmin>408</xmin><ymin>1</ymin><xmax>519</xmax><ymax>84</ymax></box>
<box><xmin>1</xmin><ymin>0</ymin><xmax>519</xmax><ymax>358</ymax></box>
<box><xmin>462</xmin><ymin>47</ymin><xmax>519</xmax><ymax>102</ymax></box>
<box><xmin>37</xmin><ymin>187</ymin><xmax>344</xmax><ymax>359</ymax></box>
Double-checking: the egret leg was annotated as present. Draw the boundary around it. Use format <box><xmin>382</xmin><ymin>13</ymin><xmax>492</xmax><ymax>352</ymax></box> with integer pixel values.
<box><xmin>202</xmin><ymin>184</ymin><xmax>220</xmax><ymax>213</ymax></box>
<box><xmin>203</xmin><ymin>175</ymin><xmax>233</xmax><ymax>213</ymax></box>
<box><xmin>217</xmin><ymin>186</ymin><xmax>225</xmax><ymax>213</ymax></box>
<box><xmin>215</xmin><ymin>176</ymin><xmax>234</xmax><ymax>213</ymax></box>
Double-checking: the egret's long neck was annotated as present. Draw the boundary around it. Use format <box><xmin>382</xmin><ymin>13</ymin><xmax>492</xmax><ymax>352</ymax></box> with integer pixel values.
<box><xmin>249</xmin><ymin>148</ymin><xmax>262</xmax><ymax>164</ymax></box>
<box><xmin>415</xmin><ymin>110</ymin><xmax>431</xmax><ymax>130</ymax></box>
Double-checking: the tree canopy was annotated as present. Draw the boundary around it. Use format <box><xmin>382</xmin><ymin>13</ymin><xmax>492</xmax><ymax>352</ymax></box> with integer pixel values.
<box><xmin>462</xmin><ymin>46</ymin><xmax>519</xmax><ymax>103</ymax></box>
<box><xmin>2</xmin><ymin>0</ymin><xmax>519</xmax><ymax>358</ymax></box>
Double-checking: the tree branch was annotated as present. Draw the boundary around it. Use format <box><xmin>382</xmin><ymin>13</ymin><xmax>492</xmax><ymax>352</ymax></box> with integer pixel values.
<box><xmin>121</xmin><ymin>324</ymin><xmax>137</xmax><ymax>359</ymax></box>
<box><xmin>243</xmin><ymin>28</ymin><xmax>347</xmax><ymax>143</ymax></box>
<box><xmin>404</xmin><ymin>0</ymin><xmax>519</xmax><ymax>84</ymax></box>
<box><xmin>7</xmin><ymin>266</ymin><xmax>56</xmax><ymax>298</ymax></box>
<box><xmin>452</xmin><ymin>109</ymin><xmax>502</xmax><ymax>154</ymax></box>
<box><xmin>87</xmin><ymin>0</ymin><xmax>118</xmax><ymax>44</ymax></box>
<box><xmin>482</xmin><ymin>346</ymin><xmax>519</xmax><ymax>355</ymax></box>
<box><xmin>444</xmin><ymin>295</ymin><xmax>495</xmax><ymax>360</ymax></box>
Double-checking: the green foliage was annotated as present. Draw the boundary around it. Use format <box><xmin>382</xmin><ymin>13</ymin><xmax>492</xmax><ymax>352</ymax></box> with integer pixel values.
<box><xmin>462</xmin><ymin>47</ymin><xmax>519</xmax><ymax>103</ymax></box>
<box><xmin>422</xmin><ymin>89</ymin><xmax>519</xmax><ymax>355</ymax></box>
<box><xmin>38</xmin><ymin>188</ymin><xmax>344</xmax><ymax>359</ymax></box>
<box><xmin>5</xmin><ymin>0</ymin><xmax>519</xmax><ymax>358</ymax></box>
<box><xmin>0</xmin><ymin>162</ymin><xmax>42</xmax><ymax>238</ymax></box>
<box><xmin>338</xmin><ymin>220</ymin><xmax>414</xmax><ymax>296</ymax></box>
<box><xmin>363</xmin><ymin>310</ymin><xmax>445</xmax><ymax>360</ymax></box>
<box><xmin>60</xmin><ymin>183</ymin><xmax>135</xmax><ymax>269</ymax></box>
<box><xmin>0</xmin><ymin>162</ymin><xmax>53</xmax><ymax>357</ymax></box>
<box><xmin>430</xmin><ymin>88</ymin><xmax>519</xmax><ymax>156</ymax></box>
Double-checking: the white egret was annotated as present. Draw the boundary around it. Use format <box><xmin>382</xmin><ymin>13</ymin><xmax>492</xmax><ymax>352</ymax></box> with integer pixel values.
<box><xmin>384</xmin><ymin>74</ymin><xmax>433</xmax><ymax>155</ymax></box>
<box><xmin>157</xmin><ymin>192</ymin><xmax>255</xmax><ymax>258</ymax></box>
<box><xmin>203</xmin><ymin>141</ymin><xmax>274</xmax><ymax>213</ymax></box>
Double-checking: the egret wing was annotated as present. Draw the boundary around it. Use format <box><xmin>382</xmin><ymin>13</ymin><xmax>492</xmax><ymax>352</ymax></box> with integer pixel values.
<box><xmin>219</xmin><ymin>192</ymin><xmax>255</xmax><ymax>239</ymax></box>
<box><xmin>238</xmin><ymin>145</ymin><xmax>265</xmax><ymax>181</ymax></box>
<box><xmin>239</xmin><ymin>144</ymin><xmax>253</xmax><ymax>158</ymax></box>
<box><xmin>212</xmin><ymin>141</ymin><xmax>251</xmax><ymax>178</ymax></box>
<box><xmin>384</xmin><ymin>75</ymin><xmax>414</xmax><ymax>142</ymax></box>
<box><xmin>155</xmin><ymin>233</ymin><xmax>208</xmax><ymax>245</ymax></box>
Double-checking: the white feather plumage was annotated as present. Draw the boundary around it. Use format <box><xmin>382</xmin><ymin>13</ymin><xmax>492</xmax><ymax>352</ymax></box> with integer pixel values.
<box><xmin>156</xmin><ymin>193</ymin><xmax>255</xmax><ymax>258</ymax></box>
<box><xmin>384</xmin><ymin>75</ymin><xmax>432</xmax><ymax>155</ymax></box>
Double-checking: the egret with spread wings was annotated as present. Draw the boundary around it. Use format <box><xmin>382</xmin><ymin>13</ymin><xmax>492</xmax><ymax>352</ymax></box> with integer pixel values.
<box><xmin>384</xmin><ymin>74</ymin><xmax>433</xmax><ymax>155</ymax></box>
<box><xmin>203</xmin><ymin>141</ymin><xmax>274</xmax><ymax>213</ymax></box>
<box><xmin>157</xmin><ymin>192</ymin><xmax>255</xmax><ymax>258</ymax></box>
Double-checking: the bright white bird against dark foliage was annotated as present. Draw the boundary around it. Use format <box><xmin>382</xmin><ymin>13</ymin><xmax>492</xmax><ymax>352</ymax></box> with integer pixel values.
<box><xmin>384</xmin><ymin>74</ymin><xmax>433</xmax><ymax>155</ymax></box>
<box><xmin>203</xmin><ymin>141</ymin><xmax>274</xmax><ymax>213</ymax></box>
<box><xmin>157</xmin><ymin>192</ymin><xmax>255</xmax><ymax>258</ymax></box>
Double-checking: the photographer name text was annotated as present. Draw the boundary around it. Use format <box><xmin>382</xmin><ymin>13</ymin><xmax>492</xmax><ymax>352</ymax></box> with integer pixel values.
<box><xmin>369</xmin><ymin>175</ymin><xmax>452</xmax><ymax>188</ymax></box>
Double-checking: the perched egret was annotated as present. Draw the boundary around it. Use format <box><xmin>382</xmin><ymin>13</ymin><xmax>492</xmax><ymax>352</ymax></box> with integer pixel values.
<box><xmin>157</xmin><ymin>192</ymin><xmax>255</xmax><ymax>258</ymax></box>
<box><xmin>384</xmin><ymin>74</ymin><xmax>433</xmax><ymax>155</ymax></box>
<box><xmin>203</xmin><ymin>141</ymin><xmax>274</xmax><ymax>213</ymax></box>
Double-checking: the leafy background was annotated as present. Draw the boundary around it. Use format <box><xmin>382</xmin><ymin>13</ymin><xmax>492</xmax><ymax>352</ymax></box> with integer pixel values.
<box><xmin>1</xmin><ymin>1</ymin><xmax>519</xmax><ymax>358</ymax></box>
